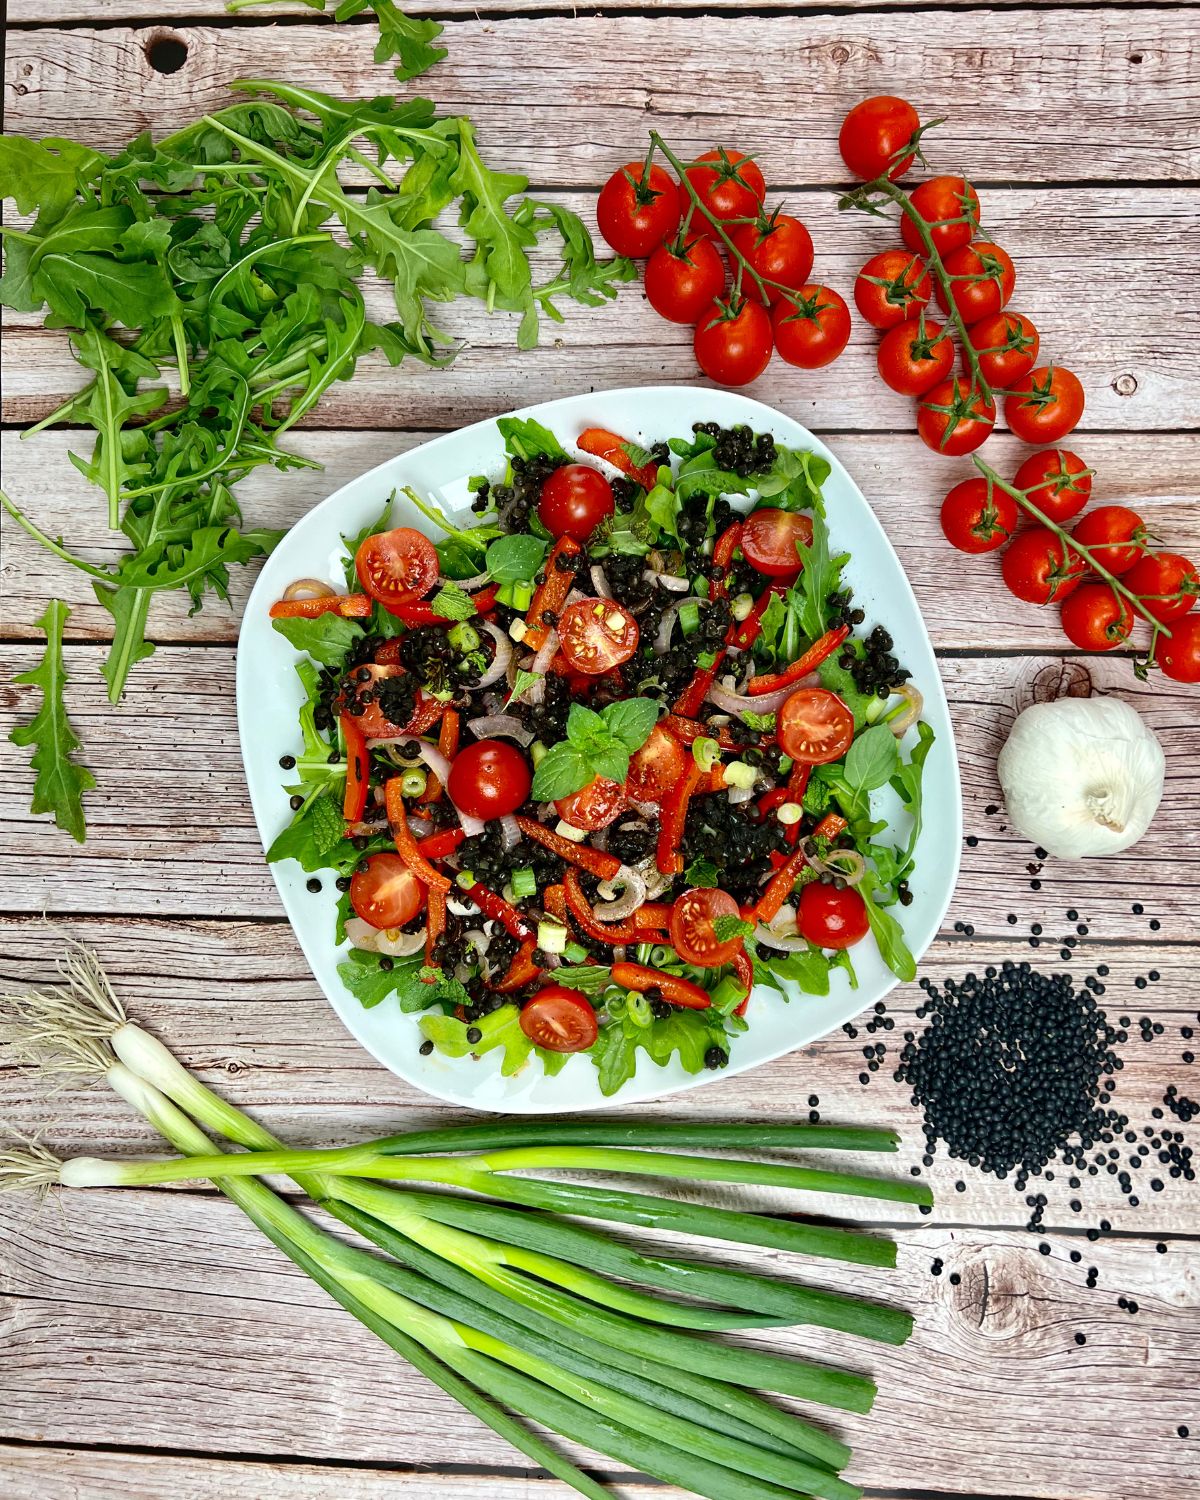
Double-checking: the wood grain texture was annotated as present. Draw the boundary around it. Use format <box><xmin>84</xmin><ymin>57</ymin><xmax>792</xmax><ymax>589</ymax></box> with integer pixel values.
<box><xmin>5</xmin><ymin>426</ymin><xmax>1199</xmax><ymax>652</ymax></box>
<box><xmin>1</xmin><ymin>915</ymin><xmax>1196</xmax><ymax>1233</ymax></box>
<box><xmin>1</xmin><ymin>1186</ymin><xmax>1196</xmax><ymax>1499</ymax></box>
<box><xmin>5</xmin><ymin>185</ymin><xmax>1198</xmax><ymax>431</ymax></box>
<box><xmin>5</xmin><ymin>14</ymin><xmax>1197</xmax><ymax>185</ymax></box>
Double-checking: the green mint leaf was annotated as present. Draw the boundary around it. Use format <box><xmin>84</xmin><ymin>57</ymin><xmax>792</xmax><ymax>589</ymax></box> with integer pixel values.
<box><xmin>565</xmin><ymin>702</ymin><xmax>609</xmax><ymax>752</ymax></box>
<box><xmin>712</xmin><ymin>915</ymin><xmax>755</xmax><ymax>944</ymax></box>
<box><xmin>551</xmin><ymin>965</ymin><xmax>615</xmax><ymax>996</ymax></box>
<box><xmin>272</xmin><ymin>612</ymin><xmax>365</xmax><ymax>669</ymax></box>
<box><xmin>509</xmin><ymin>668</ymin><xmax>542</xmax><ymax>702</ymax></box>
<box><xmin>431</xmin><ymin>581</ymin><xmax>476</xmax><ymax>621</ymax></box>
<box><xmin>10</xmin><ymin>600</ymin><xmax>96</xmax><ymax>843</ymax></box>
<box><xmin>531</xmin><ymin>742</ymin><xmax>592</xmax><ymax>801</ymax></box>
<box><xmin>684</xmin><ymin>857</ymin><xmax>719</xmax><ymax>888</ymax></box>
<box><xmin>620</xmin><ymin>439</ymin><xmax>658</xmax><ymax>471</ymax></box>
<box><xmin>589</xmin><ymin>743</ymin><xmax>631</xmax><ymax>786</ymax></box>
<box><xmin>740</xmin><ymin>710</ymin><xmax>776</xmax><ymax>733</ymax></box>
<box><xmin>486</xmin><ymin>533</ymin><xmax>548</xmax><ymax>585</ymax></box>
<box><xmin>309</xmin><ymin>792</ymin><xmax>347</xmax><ymax>856</ymax></box>
<box><xmin>600</xmin><ymin>696</ymin><xmax>659</xmax><ymax>753</ymax></box>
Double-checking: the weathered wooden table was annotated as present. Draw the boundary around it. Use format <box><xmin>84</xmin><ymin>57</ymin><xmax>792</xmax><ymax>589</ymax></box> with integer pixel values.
<box><xmin>2</xmin><ymin>4</ymin><xmax>1199</xmax><ymax>1498</ymax></box>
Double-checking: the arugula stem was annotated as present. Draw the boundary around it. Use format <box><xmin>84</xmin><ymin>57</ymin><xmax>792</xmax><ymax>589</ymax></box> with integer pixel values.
<box><xmin>0</xmin><ymin>489</ymin><xmax>112</xmax><ymax>580</ymax></box>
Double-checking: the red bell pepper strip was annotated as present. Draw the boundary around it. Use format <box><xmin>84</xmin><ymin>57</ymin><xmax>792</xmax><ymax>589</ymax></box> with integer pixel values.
<box><xmin>495</xmin><ymin>936</ymin><xmax>543</xmax><ymax>993</ymax></box>
<box><xmin>612</xmin><ymin>962</ymin><xmax>712</xmax><ymax>1011</ymax></box>
<box><xmin>416</xmin><ymin>827</ymin><xmax>465</xmax><ymax>860</ymax></box>
<box><xmin>727</xmin><ymin>582</ymin><xmax>788</xmax><ymax>652</ymax></box>
<box><xmin>747</xmin><ymin>626</ymin><xmax>850</xmax><ymax>696</ymax></box>
<box><xmin>710</xmin><ymin>522</ymin><xmax>743</xmax><ymax>600</ymax></box>
<box><xmin>543</xmin><ymin>883</ymin><xmax>569</xmax><ymax>924</ymax></box>
<box><xmin>374</xmin><ymin>638</ymin><xmax>405</xmax><ymax>666</ymax></box>
<box><xmin>424</xmin><ymin>886</ymin><xmax>447</xmax><ymax>976</ymax></box>
<box><xmin>752</xmin><ymin>846</ymin><xmax>808</xmax><ymax>924</ymax></box>
<box><xmin>657</xmin><ymin>759</ymin><xmax>702</xmax><ymax>875</ymax></box>
<box><xmin>419</xmin><ymin>709</ymin><xmax>460</xmax><ymax>805</ymax></box>
<box><xmin>386</xmin><ymin>600</ymin><xmax>447</xmax><ymax>627</ymax></box>
<box><xmin>524</xmin><ymin>536</ymin><xmax>582</xmax><ymax>651</ymax></box>
<box><xmin>813</xmin><ymin>812</ymin><xmax>849</xmax><ymax>841</ymax></box>
<box><xmin>732</xmin><ymin>947</ymin><xmax>754</xmax><ymax>1017</ymax></box>
<box><xmin>634</xmin><ymin>901</ymin><xmax>674</xmax><ymax>932</ymax></box>
<box><xmin>673</xmin><ymin>656</ymin><xmax>724</xmax><ymax>718</ymax></box>
<box><xmin>664</xmin><ymin>714</ymin><xmax>742</xmax><ymax>752</ymax></box>
<box><xmin>269</xmin><ymin>592</ymin><xmax>372</xmax><ymax>620</ymax></box>
<box><xmin>562</xmin><ymin>868</ymin><xmax>640</xmax><ymax>943</ymax></box>
<box><xmin>756</xmin><ymin>786</ymin><xmax>791</xmax><ymax>820</ymax></box>
<box><xmin>513</xmin><ymin>815</ymin><xmax>622</xmax><ymax>882</ymax></box>
<box><xmin>341</xmin><ymin>713</ymin><xmax>369</xmax><ymax>823</ymax></box>
<box><xmin>385</xmin><ymin>779</ymin><xmax>451</xmax><ymax>891</ymax></box>
<box><xmin>464</xmin><ymin>880</ymin><xmax>536</xmax><ymax>941</ymax></box>
<box><xmin>473</xmin><ymin>583</ymin><xmax>500</xmax><ymax>615</ymax></box>
<box><xmin>577</xmin><ymin>428</ymin><xmax>659</xmax><ymax>490</ymax></box>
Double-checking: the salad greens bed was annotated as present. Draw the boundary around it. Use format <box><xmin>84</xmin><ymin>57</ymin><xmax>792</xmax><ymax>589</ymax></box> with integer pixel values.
<box><xmin>267</xmin><ymin>415</ymin><xmax>934</xmax><ymax>1097</ymax></box>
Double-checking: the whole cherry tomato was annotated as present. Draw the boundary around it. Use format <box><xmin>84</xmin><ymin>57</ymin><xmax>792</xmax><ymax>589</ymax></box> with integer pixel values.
<box><xmin>916</xmin><ymin>377</ymin><xmax>996</xmax><ymax>456</ymax></box>
<box><xmin>936</xmin><ymin>241</ymin><xmax>1016</xmax><ymax>325</ymax></box>
<box><xmin>797</xmin><ymin>883</ymin><xmax>869</xmax><ymax>950</ymax></box>
<box><xmin>538</xmin><ymin>465</ymin><xmax>615</xmax><ymax>541</ymax></box>
<box><xmin>1005</xmin><ymin>365</ymin><xmax>1086</xmax><ymax>444</ymax></box>
<box><xmin>901</xmin><ymin>176</ymin><xmax>980</xmax><ymax>257</ymax></box>
<box><xmin>1013</xmin><ymin>449</ymin><xmax>1092</xmax><ymax>524</ymax></box>
<box><xmin>694</xmin><ymin>297</ymin><xmax>773</xmax><ymax>385</ymax></box>
<box><xmin>969</xmin><ymin>310</ymin><xmax>1040</xmax><ymax>389</ymax></box>
<box><xmin>1123</xmin><ymin>551</ymin><xmax>1199</xmax><ymax>624</ymax></box>
<box><xmin>853</xmin><ymin>250</ymin><xmax>931</xmax><ymax>330</ymax></box>
<box><xmin>644</xmin><ymin>236</ymin><xmax>725</xmax><ymax>324</ymax></box>
<box><xmin>731</xmin><ymin>212</ymin><xmax>814</xmax><ymax>304</ymax></box>
<box><xmin>1060</xmin><ymin>584</ymin><xmax>1135</xmax><ymax>652</ymax></box>
<box><xmin>839</xmin><ymin>95</ymin><xmax>921</xmax><ymax>181</ymax></box>
<box><xmin>772</xmin><ymin>285</ymin><xmax>851</xmax><ymax>370</ymax></box>
<box><xmin>939</xmin><ymin>477</ymin><xmax>1017</xmax><ymax>554</ymax></box>
<box><xmin>741</xmin><ymin>508</ymin><xmax>814</xmax><ymax>577</ymax></box>
<box><xmin>1001</xmin><ymin>527</ymin><xmax>1086</xmax><ymax>605</ymax></box>
<box><xmin>446</xmin><ymin>739</ymin><xmax>531</xmax><ymax>820</ymax></box>
<box><xmin>1071</xmin><ymin>505</ymin><xmax>1147</xmax><ymax>576</ymax></box>
<box><xmin>683</xmin><ymin>149</ymin><xmax>767</xmax><ymax>234</ymax></box>
<box><xmin>876</xmin><ymin>315</ymin><xmax>954</xmax><ymax>396</ymax></box>
<box><xmin>596</xmin><ymin>162</ymin><xmax>680</xmax><ymax>258</ymax></box>
<box><xmin>1154</xmin><ymin>615</ymin><xmax>1200</xmax><ymax>683</ymax></box>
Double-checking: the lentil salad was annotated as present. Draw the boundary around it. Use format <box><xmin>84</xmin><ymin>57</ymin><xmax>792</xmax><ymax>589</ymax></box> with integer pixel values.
<box><xmin>266</xmin><ymin>414</ymin><xmax>935</xmax><ymax>1096</ymax></box>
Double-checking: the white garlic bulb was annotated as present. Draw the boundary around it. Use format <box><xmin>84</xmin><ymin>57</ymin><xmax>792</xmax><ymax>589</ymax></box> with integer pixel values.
<box><xmin>997</xmin><ymin>697</ymin><xmax>1165</xmax><ymax>859</ymax></box>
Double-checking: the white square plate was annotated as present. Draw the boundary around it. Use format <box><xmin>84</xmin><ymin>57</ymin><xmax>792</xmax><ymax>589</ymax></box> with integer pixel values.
<box><xmin>237</xmin><ymin>386</ymin><xmax>962</xmax><ymax>1112</ymax></box>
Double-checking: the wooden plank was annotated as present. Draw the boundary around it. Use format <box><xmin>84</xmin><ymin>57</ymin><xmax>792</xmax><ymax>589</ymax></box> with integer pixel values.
<box><xmin>4</xmin><ymin>426</ymin><xmax>1199</xmax><ymax>653</ymax></box>
<box><xmin>6</xmin><ymin>0</ymin><xmax>1079</xmax><ymax>18</ymax></box>
<box><xmin>1</xmin><ymin>646</ymin><xmax>1195</xmax><ymax>939</ymax></box>
<box><xmin>4</xmin><ymin>15</ymin><xmax>1198</xmax><ymax>187</ymax></box>
<box><xmin>5</xmin><ymin>185</ymin><xmax>1199</xmax><ymax>431</ymax></box>
<box><xmin>0</xmin><ymin>1186</ymin><xmax>1195</xmax><ymax>1500</ymax></box>
<box><xmin>0</xmin><ymin>916</ymin><xmax>1195</xmax><ymax>1233</ymax></box>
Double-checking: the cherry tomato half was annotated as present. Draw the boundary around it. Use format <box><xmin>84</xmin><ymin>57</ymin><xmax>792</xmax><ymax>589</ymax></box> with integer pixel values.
<box><xmin>853</xmin><ymin>250</ymin><xmax>931</xmax><ymax>331</ymax></box>
<box><xmin>625</xmin><ymin>723</ymin><xmax>688</xmax><ymax>804</ymax></box>
<box><xmin>731</xmin><ymin>213</ymin><xmax>814</xmax><ymax>304</ymax></box>
<box><xmin>1071</xmin><ymin>505</ymin><xmax>1147</xmax><ymax>576</ymax></box>
<box><xmin>876</xmin><ymin>316</ymin><xmax>954</xmax><ymax>397</ymax></box>
<box><xmin>1154</xmin><ymin>615</ymin><xmax>1200</xmax><ymax>684</ymax></box>
<box><xmin>969</xmin><ymin>310</ymin><xmax>1040</xmax><ymax>389</ymax></box>
<box><xmin>901</xmin><ymin>176</ymin><xmax>981</xmax><ymax>258</ymax></box>
<box><xmin>556</xmin><ymin>775</ymin><xmax>628</xmax><ymax>831</ymax></box>
<box><xmin>741</xmin><ymin>508</ymin><xmax>814</xmax><ymax>577</ymax></box>
<box><xmin>939</xmin><ymin>477</ymin><xmax>1017</xmax><ymax>555</ymax></box>
<box><xmin>1124</xmin><ymin>551</ymin><xmax>1199</xmax><ymax>624</ymax></box>
<box><xmin>596</xmin><ymin>162</ymin><xmax>681</xmax><ymax>258</ymax></box>
<box><xmin>538</xmin><ymin>465</ymin><xmax>615</xmax><ymax>542</ymax></box>
<box><xmin>645</xmin><ymin>236</ymin><xmax>726</xmax><ymax>324</ymax></box>
<box><xmin>446</xmin><ymin>739</ymin><xmax>531</xmax><ymax>820</ymax></box>
<box><xmin>1012</xmin><ymin>449</ymin><xmax>1092</xmax><ymax>524</ymax></box>
<box><xmin>356</xmin><ymin>527</ymin><xmax>439</xmax><ymax>610</ymax></box>
<box><xmin>839</xmin><ymin>95</ymin><xmax>920</xmax><ymax>182</ymax></box>
<box><xmin>936</xmin><ymin>241</ymin><xmax>1015</xmax><ymax>325</ymax></box>
<box><xmin>694</xmin><ymin>298</ymin><xmax>773</xmax><ymax>386</ymax></box>
<box><xmin>1000</xmin><ymin>527</ymin><xmax>1085</xmax><ymax>606</ymax></box>
<box><xmin>519</xmin><ymin>985</ymin><xmax>599</xmax><ymax>1052</ymax></box>
<box><xmin>558</xmin><ymin>597</ymin><xmax>640</xmax><ymax>673</ymax></box>
<box><xmin>797</xmin><ymin>882</ymin><xmax>869</xmax><ymax>950</ymax></box>
<box><xmin>772</xmin><ymin>285</ymin><xmax>852</xmax><ymax>370</ymax></box>
<box><xmin>777</xmin><ymin>688</ymin><xmax>855</xmax><ymax>766</ymax></box>
<box><xmin>1004</xmin><ymin>365</ymin><xmax>1086</xmax><ymax>445</ymax></box>
<box><xmin>683</xmin><ymin>149</ymin><xmax>766</xmax><ymax>234</ymax></box>
<box><xmin>670</xmin><ymin>887</ymin><xmax>744</xmax><ymax>969</ymax></box>
<box><xmin>350</xmin><ymin>854</ymin><xmax>426</xmax><ymax>931</ymax></box>
<box><xmin>916</xmin><ymin>377</ymin><xmax>996</xmax><ymax>457</ymax></box>
<box><xmin>1060</xmin><ymin>583</ymin><xmax>1135</xmax><ymax>652</ymax></box>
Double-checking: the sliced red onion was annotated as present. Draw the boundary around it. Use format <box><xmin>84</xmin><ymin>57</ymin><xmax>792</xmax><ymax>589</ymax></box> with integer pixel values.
<box><xmin>466</xmin><ymin>713</ymin><xmax>533</xmax><ymax>747</ymax></box>
<box><xmin>627</xmin><ymin>799</ymin><xmax>658</xmax><ymax>820</ymax></box>
<box><xmin>500</xmin><ymin>814</ymin><xmax>522</xmax><ymax>849</ymax></box>
<box><xmin>654</xmin><ymin>596</ymin><xmax>706</xmax><ymax>656</ymax></box>
<box><xmin>645</xmin><ymin>569</ymin><xmax>691</xmax><ymax>593</ymax></box>
<box><xmin>283</xmin><ymin>577</ymin><xmax>336</xmax><ymax>601</ymax></box>
<box><xmin>345</xmin><ymin>917</ymin><xmax>427</xmax><ymax>957</ymax></box>
<box><xmin>406</xmin><ymin>813</ymin><xmax>434</xmax><ymax>838</ymax></box>
<box><xmin>447</xmin><ymin>896</ymin><xmax>477</xmax><ymax>917</ymax></box>
<box><xmin>592</xmin><ymin>866</ymin><xmax>646</xmax><ymax>922</ymax></box>
<box><xmin>476</xmin><ymin>622</ymin><xmax>512</xmax><ymax>689</ymax></box>
<box><xmin>889</xmin><ymin>683</ymin><xmax>925</xmax><ymax>738</ymax></box>
<box><xmin>531</xmin><ymin>628</ymin><xmax>560</xmax><ymax>676</ymax></box>
<box><xmin>565</xmin><ymin>587</ymin><xmax>587</xmax><ymax>607</ymax></box>
<box><xmin>590</xmin><ymin>564</ymin><xmax>613</xmax><ymax>599</ymax></box>
<box><xmin>457</xmin><ymin>572</ymin><xmax>493</xmax><ymax>591</ymax></box>
<box><xmin>754</xmin><ymin>918</ymin><xmax>808</xmax><ymax>952</ymax></box>
<box><xmin>707</xmin><ymin>677</ymin><xmax>813</xmax><ymax>717</ymax></box>
<box><xmin>727</xmin><ymin>783</ymin><xmax>755</xmax><ymax>805</ymax></box>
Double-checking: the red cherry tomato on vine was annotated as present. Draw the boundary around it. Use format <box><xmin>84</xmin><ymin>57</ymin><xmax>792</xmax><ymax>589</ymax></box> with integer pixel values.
<box><xmin>538</xmin><ymin>465</ymin><xmax>615</xmax><ymax>541</ymax></box>
<box><xmin>446</xmin><ymin>739</ymin><xmax>531</xmax><ymax>820</ymax></box>
<box><xmin>1001</xmin><ymin>528</ymin><xmax>1085</xmax><ymax>605</ymax></box>
<box><xmin>683</xmin><ymin>149</ymin><xmax>766</xmax><ymax>233</ymax></box>
<box><xmin>1071</xmin><ymin>505</ymin><xmax>1147</xmax><ymax>576</ymax></box>
<box><xmin>853</xmin><ymin>250</ymin><xmax>931</xmax><ymax>330</ymax></box>
<box><xmin>350</xmin><ymin>854</ymin><xmax>426</xmax><ymax>931</ymax></box>
<box><xmin>838</xmin><ymin>96</ymin><xmax>920</xmax><ymax>182</ymax></box>
<box><xmin>519</xmin><ymin>986</ymin><xmax>599</xmax><ymax>1052</ymax></box>
<box><xmin>1004</xmin><ymin>365</ymin><xmax>1086</xmax><ymax>445</ymax></box>
<box><xmin>644</xmin><ymin>236</ymin><xmax>725</xmax><ymax>324</ymax></box>
<box><xmin>356</xmin><ymin>527</ymin><xmax>439</xmax><ymax>610</ymax></box>
<box><xmin>1060</xmin><ymin>584</ymin><xmax>1135</xmax><ymax>652</ymax></box>
<box><xmin>596</xmin><ymin>162</ymin><xmax>681</xmax><ymax>258</ymax></box>
<box><xmin>916</xmin><ymin>377</ymin><xmax>996</xmax><ymax>456</ymax></box>
<box><xmin>876</xmin><ymin>316</ymin><xmax>954</xmax><ymax>396</ymax></box>
<box><xmin>936</xmin><ymin>241</ymin><xmax>1016</xmax><ymax>325</ymax></box>
<box><xmin>741</xmin><ymin>508</ymin><xmax>814</xmax><ymax>577</ymax></box>
<box><xmin>1154</xmin><ymin>615</ymin><xmax>1200</xmax><ymax>683</ymax></box>
<box><xmin>939</xmin><ymin>478</ymin><xmax>1017</xmax><ymax>554</ymax></box>
<box><xmin>694</xmin><ymin>298</ymin><xmax>773</xmax><ymax>385</ymax></box>
<box><xmin>901</xmin><ymin>176</ymin><xmax>980</xmax><ymax>258</ymax></box>
<box><xmin>969</xmin><ymin>310</ymin><xmax>1040</xmax><ymax>389</ymax></box>
<box><xmin>555</xmin><ymin>775</ymin><xmax>627</xmax><ymax>831</ymax></box>
<box><xmin>558</xmin><ymin>597</ymin><xmax>640</xmax><ymax>673</ymax></box>
<box><xmin>777</xmin><ymin>688</ymin><xmax>855</xmax><ymax>765</ymax></box>
<box><xmin>772</xmin><ymin>285</ymin><xmax>851</xmax><ymax>370</ymax></box>
<box><xmin>1012</xmin><ymin>449</ymin><xmax>1092</xmax><ymax>524</ymax></box>
<box><xmin>670</xmin><ymin>887</ymin><xmax>745</xmax><ymax>968</ymax></box>
<box><xmin>730</xmin><ymin>213</ymin><xmax>814</xmax><ymax>304</ymax></box>
<box><xmin>1123</xmin><ymin>551</ymin><xmax>1199</xmax><ymax>624</ymax></box>
<box><xmin>797</xmin><ymin>882</ymin><xmax>869</xmax><ymax>950</ymax></box>
<box><xmin>625</xmin><ymin>724</ymin><xmax>687</xmax><ymax>804</ymax></box>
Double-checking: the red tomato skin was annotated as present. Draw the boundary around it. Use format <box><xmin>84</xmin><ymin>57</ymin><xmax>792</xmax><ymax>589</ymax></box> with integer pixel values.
<box><xmin>446</xmin><ymin>739</ymin><xmax>531</xmax><ymax>820</ymax></box>
<box><xmin>683</xmin><ymin>150</ymin><xmax>767</xmax><ymax>234</ymax></box>
<box><xmin>939</xmin><ymin>478</ymin><xmax>1017</xmax><ymax>554</ymax></box>
<box><xmin>555</xmin><ymin>776</ymin><xmax>627</xmax><ymax>831</ymax></box>
<box><xmin>694</xmin><ymin>299</ymin><xmax>773</xmax><ymax>386</ymax></box>
<box><xmin>356</xmin><ymin>528</ymin><xmax>439</xmax><ymax>609</ymax></box>
<box><xmin>1004</xmin><ymin>366</ymin><xmax>1086</xmax><ymax>444</ymax></box>
<box><xmin>839</xmin><ymin>96</ymin><xmax>921</xmax><ymax>181</ymax></box>
<box><xmin>1071</xmin><ymin>505</ymin><xmax>1147</xmax><ymax>576</ymax></box>
<box><xmin>1123</xmin><ymin>551</ymin><xmax>1199</xmax><ymax>624</ymax></box>
<box><xmin>1001</xmin><ymin>527</ymin><xmax>1086</xmax><ymax>605</ymax></box>
<box><xmin>731</xmin><ymin>215</ymin><xmax>814</xmax><ymax>304</ymax></box>
<box><xmin>538</xmin><ymin>465</ymin><xmax>615</xmax><ymax>542</ymax></box>
<box><xmin>626</xmin><ymin>724</ymin><xmax>688</xmax><ymax>804</ymax></box>
<box><xmin>901</xmin><ymin>176</ymin><xmax>981</xmax><ymax>257</ymax></box>
<box><xmin>876</xmin><ymin>316</ymin><xmax>954</xmax><ymax>396</ymax></box>
<box><xmin>670</xmin><ymin>887</ymin><xmax>744</xmax><ymax>968</ymax></box>
<box><xmin>853</xmin><ymin>250</ymin><xmax>931</xmax><ymax>330</ymax></box>
<box><xmin>557</xmin><ymin>598</ymin><xmax>640</xmax><ymax>673</ymax></box>
<box><xmin>596</xmin><ymin>163</ymin><xmax>681</xmax><ymax>258</ymax></box>
<box><xmin>970</xmin><ymin>310</ymin><xmax>1040</xmax><ymax>389</ymax></box>
<box><xmin>797</xmin><ymin>883</ymin><xmax>869</xmax><ymax>950</ymax></box>
<box><xmin>1059</xmin><ymin>584</ymin><xmax>1135</xmax><ymax>652</ymax></box>
<box><xmin>1012</xmin><ymin>449</ymin><xmax>1092</xmax><ymax>524</ymax></box>
<box><xmin>1154</xmin><ymin>615</ymin><xmax>1200</xmax><ymax>683</ymax></box>
<box><xmin>741</xmin><ymin>508</ymin><xmax>814</xmax><ymax>577</ymax></box>
<box><xmin>350</xmin><ymin>854</ymin><xmax>426</xmax><ymax>930</ymax></box>
<box><xmin>916</xmin><ymin>377</ymin><xmax>996</xmax><ymax>457</ymax></box>
<box><xmin>644</xmin><ymin>237</ymin><xmax>725</xmax><ymax>324</ymax></box>
<box><xmin>776</xmin><ymin>688</ymin><xmax>855</xmax><ymax>766</ymax></box>
<box><xmin>772</xmin><ymin>285</ymin><xmax>852</xmax><ymax>370</ymax></box>
<box><xmin>519</xmin><ymin>986</ymin><xmax>599</xmax><ymax>1052</ymax></box>
<box><xmin>936</xmin><ymin>241</ymin><xmax>1016</xmax><ymax>325</ymax></box>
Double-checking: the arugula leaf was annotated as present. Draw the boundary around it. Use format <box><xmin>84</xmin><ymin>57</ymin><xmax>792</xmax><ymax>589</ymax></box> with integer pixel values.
<box><xmin>333</xmin><ymin>0</ymin><xmax>447</xmax><ymax>82</ymax></box>
<box><xmin>817</xmin><ymin>652</ymin><xmax>875</xmax><ymax>732</ymax></box>
<box><xmin>524</xmin><ymin>199</ymin><xmax>637</xmax><ymax>331</ymax></box>
<box><xmin>421</xmin><ymin>1004</ymin><xmax>535</xmax><ymax>1076</ymax></box>
<box><xmin>756</xmin><ymin>446</ymin><xmax>832</xmax><ymax>515</ymax></box>
<box><xmin>340</xmin><ymin>949</ymin><xmax>470</xmax><ymax>1012</ymax></box>
<box><xmin>888</xmin><ymin>719</ymin><xmax>936</xmax><ymax>884</ymax></box>
<box><xmin>495</xmin><ymin>415</ymin><xmax>569</xmax><ymax>464</ymax></box>
<box><xmin>93</xmin><ymin>583</ymin><xmax>155</xmax><ymax>704</ymax></box>
<box><xmin>0</xmin><ymin>135</ymin><xmax>104</xmax><ymax>220</ymax></box>
<box><xmin>430</xmin><ymin>581</ymin><xmax>475</xmax><ymax>621</ymax></box>
<box><xmin>794</xmin><ymin>515</ymin><xmax>849</xmax><ymax>642</ymax></box>
<box><xmin>452</xmin><ymin>119</ymin><xmax>537</xmax><ymax>327</ymax></box>
<box><xmin>10</xmin><ymin>601</ymin><xmax>96</xmax><ymax>843</ymax></box>
<box><xmin>271</xmin><ymin>612</ymin><xmax>365</xmax><ymax>668</ymax></box>
<box><xmin>860</xmin><ymin>875</ymin><xmax>917</xmax><ymax>982</ymax></box>
<box><xmin>592</xmin><ymin>1009</ymin><xmax>731</xmax><ymax>1097</ymax></box>
<box><xmin>747</xmin><ymin>937</ymin><xmax>833</xmax><ymax>997</ymax></box>
<box><xmin>486</xmin><ymin>533</ymin><xmax>547</xmax><ymax>584</ymax></box>
<box><xmin>641</xmin><ymin>480</ymin><xmax>680</xmax><ymax>540</ymax></box>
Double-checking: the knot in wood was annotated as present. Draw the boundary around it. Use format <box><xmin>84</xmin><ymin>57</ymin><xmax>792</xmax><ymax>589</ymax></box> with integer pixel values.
<box><xmin>1017</xmin><ymin>659</ymin><xmax>1093</xmax><ymax>712</ymax></box>
<box><xmin>1112</xmin><ymin>373</ymin><xmax>1138</xmax><ymax>397</ymax></box>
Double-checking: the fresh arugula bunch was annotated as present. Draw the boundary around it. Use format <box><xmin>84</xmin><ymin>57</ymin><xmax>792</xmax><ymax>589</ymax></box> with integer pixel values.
<box><xmin>530</xmin><ymin>699</ymin><xmax>660</xmax><ymax>801</ymax></box>
<box><xmin>226</xmin><ymin>0</ymin><xmax>447</xmax><ymax>84</ymax></box>
<box><xmin>1</xmin><ymin>85</ymin><xmax>633</xmax><ymax>841</ymax></box>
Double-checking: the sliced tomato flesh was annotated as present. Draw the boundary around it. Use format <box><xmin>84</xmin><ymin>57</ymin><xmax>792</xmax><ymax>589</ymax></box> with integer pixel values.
<box><xmin>777</xmin><ymin>687</ymin><xmax>855</xmax><ymax>766</ymax></box>
<box><xmin>349</xmin><ymin>853</ymin><xmax>426</xmax><ymax>930</ymax></box>
<box><xmin>669</xmin><ymin>887</ymin><xmax>745</xmax><ymax>969</ymax></box>
<box><xmin>558</xmin><ymin>597</ymin><xmax>640</xmax><ymax>674</ymax></box>
<box><xmin>519</xmin><ymin>986</ymin><xmax>599</xmax><ymax>1052</ymax></box>
<box><xmin>356</xmin><ymin>527</ymin><xmax>439</xmax><ymax>610</ymax></box>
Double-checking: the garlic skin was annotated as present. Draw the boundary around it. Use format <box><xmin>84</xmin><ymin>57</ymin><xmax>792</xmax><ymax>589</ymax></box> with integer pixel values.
<box><xmin>997</xmin><ymin>698</ymin><xmax>1165</xmax><ymax>860</ymax></box>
